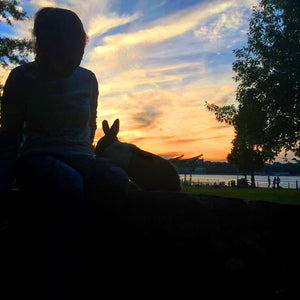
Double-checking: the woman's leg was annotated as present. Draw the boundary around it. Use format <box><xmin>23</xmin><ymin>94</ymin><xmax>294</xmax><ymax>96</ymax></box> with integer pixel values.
<box><xmin>58</xmin><ymin>156</ymin><xmax>129</xmax><ymax>242</ymax></box>
<box><xmin>14</xmin><ymin>153</ymin><xmax>84</xmax><ymax>300</ymax></box>
<box><xmin>60</xmin><ymin>155</ymin><xmax>129</xmax><ymax>206</ymax></box>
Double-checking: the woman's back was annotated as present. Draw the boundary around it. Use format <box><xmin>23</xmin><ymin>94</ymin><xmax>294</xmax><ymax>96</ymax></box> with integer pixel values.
<box><xmin>0</xmin><ymin>7</ymin><xmax>99</xmax><ymax>190</ymax></box>
<box><xmin>2</xmin><ymin>62</ymin><xmax>98</xmax><ymax>158</ymax></box>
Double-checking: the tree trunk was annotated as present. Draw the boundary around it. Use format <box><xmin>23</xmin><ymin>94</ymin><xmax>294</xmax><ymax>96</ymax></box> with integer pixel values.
<box><xmin>251</xmin><ymin>171</ymin><xmax>256</xmax><ymax>188</ymax></box>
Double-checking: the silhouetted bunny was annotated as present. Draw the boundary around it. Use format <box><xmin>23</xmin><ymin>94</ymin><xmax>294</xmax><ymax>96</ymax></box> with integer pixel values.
<box><xmin>95</xmin><ymin>119</ymin><xmax>181</xmax><ymax>191</ymax></box>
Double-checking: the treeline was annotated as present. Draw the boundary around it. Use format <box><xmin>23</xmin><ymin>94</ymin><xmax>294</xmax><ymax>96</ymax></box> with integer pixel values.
<box><xmin>264</xmin><ymin>163</ymin><xmax>300</xmax><ymax>176</ymax></box>
<box><xmin>202</xmin><ymin>162</ymin><xmax>239</xmax><ymax>175</ymax></box>
<box><xmin>195</xmin><ymin>162</ymin><xmax>300</xmax><ymax>176</ymax></box>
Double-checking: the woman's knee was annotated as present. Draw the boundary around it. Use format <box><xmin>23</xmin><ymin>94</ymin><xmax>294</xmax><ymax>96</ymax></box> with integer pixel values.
<box><xmin>88</xmin><ymin>160</ymin><xmax>129</xmax><ymax>195</ymax></box>
<box><xmin>106</xmin><ymin>165</ymin><xmax>129</xmax><ymax>191</ymax></box>
<box><xmin>15</xmin><ymin>153</ymin><xmax>84</xmax><ymax>196</ymax></box>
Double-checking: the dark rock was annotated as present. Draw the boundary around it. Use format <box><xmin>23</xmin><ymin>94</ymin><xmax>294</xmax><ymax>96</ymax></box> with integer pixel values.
<box><xmin>2</xmin><ymin>190</ymin><xmax>300</xmax><ymax>298</ymax></box>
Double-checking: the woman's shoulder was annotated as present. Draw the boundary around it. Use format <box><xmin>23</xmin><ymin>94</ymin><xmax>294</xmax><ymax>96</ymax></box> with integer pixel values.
<box><xmin>4</xmin><ymin>62</ymin><xmax>36</xmax><ymax>89</ymax></box>
<box><xmin>10</xmin><ymin>63</ymin><xmax>97</xmax><ymax>82</ymax></box>
<box><xmin>9</xmin><ymin>62</ymin><xmax>38</xmax><ymax>80</ymax></box>
<box><xmin>75</xmin><ymin>66</ymin><xmax>98</xmax><ymax>83</ymax></box>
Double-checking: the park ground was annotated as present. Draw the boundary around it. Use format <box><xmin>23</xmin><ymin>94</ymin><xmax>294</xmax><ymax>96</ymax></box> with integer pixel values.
<box><xmin>182</xmin><ymin>186</ymin><xmax>300</xmax><ymax>205</ymax></box>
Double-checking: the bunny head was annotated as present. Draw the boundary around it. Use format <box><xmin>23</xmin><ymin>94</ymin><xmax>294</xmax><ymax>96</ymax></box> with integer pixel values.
<box><xmin>95</xmin><ymin>119</ymin><xmax>120</xmax><ymax>156</ymax></box>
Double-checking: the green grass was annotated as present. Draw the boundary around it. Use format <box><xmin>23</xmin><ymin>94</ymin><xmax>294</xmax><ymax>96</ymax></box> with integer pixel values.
<box><xmin>182</xmin><ymin>186</ymin><xmax>300</xmax><ymax>205</ymax></box>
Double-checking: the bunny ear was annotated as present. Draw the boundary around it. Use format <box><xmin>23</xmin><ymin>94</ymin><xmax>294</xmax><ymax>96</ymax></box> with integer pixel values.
<box><xmin>102</xmin><ymin>120</ymin><xmax>110</xmax><ymax>135</ymax></box>
<box><xmin>111</xmin><ymin>119</ymin><xmax>120</xmax><ymax>136</ymax></box>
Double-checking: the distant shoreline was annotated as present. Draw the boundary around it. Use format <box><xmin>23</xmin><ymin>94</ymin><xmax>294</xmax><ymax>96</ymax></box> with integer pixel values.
<box><xmin>179</xmin><ymin>173</ymin><xmax>300</xmax><ymax>177</ymax></box>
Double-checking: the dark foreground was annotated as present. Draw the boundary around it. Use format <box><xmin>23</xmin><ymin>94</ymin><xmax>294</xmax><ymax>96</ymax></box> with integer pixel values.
<box><xmin>2</xmin><ymin>190</ymin><xmax>300</xmax><ymax>298</ymax></box>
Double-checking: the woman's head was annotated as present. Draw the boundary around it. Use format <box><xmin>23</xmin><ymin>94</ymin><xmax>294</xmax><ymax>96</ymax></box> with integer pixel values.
<box><xmin>33</xmin><ymin>7</ymin><xmax>88</xmax><ymax>77</ymax></box>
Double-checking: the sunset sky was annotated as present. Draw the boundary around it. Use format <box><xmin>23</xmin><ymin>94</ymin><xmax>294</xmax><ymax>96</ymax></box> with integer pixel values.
<box><xmin>0</xmin><ymin>0</ymin><xmax>259</xmax><ymax>161</ymax></box>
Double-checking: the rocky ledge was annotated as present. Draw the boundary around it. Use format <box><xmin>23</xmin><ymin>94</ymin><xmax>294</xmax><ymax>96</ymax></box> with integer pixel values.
<box><xmin>2</xmin><ymin>190</ymin><xmax>300</xmax><ymax>298</ymax></box>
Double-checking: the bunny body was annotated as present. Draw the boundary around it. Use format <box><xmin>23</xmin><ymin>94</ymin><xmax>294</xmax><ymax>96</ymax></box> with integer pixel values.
<box><xmin>95</xmin><ymin>119</ymin><xmax>181</xmax><ymax>192</ymax></box>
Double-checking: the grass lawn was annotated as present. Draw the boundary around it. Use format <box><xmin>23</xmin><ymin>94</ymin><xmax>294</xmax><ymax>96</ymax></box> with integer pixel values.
<box><xmin>182</xmin><ymin>186</ymin><xmax>300</xmax><ymax>205</ymax></box>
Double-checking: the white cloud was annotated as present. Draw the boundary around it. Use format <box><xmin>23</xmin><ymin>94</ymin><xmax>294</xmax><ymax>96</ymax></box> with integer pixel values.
<box><xmin>87</xmin><ymin>12</ymin><xmax>141</xmax><ymax>37</ymax></box>
<box><xmin>97</xmin><ymin>61</ymin><xmax>205</xmax><ymax>96</ymax></box>
<box><xmin>93</xmin><ymin>0</ymin><xmax>237</xmax><ymax>56</ymax></box>
<box><xmin>28</xmin><ymin>0</ymin><xmax>60</xmax><ymax>8</ymax></box>
<box><xmin>27</xmin><ymin>0</ymin><xmax>109</xmax><ymax>32</ymax></box>
<box><xmin>86</xmin><ymin>0</ymin><xmax>256</xmax><ymax>79</ymax></box>
<box><xmin>194</xmin><ymin>10</ymin><xmax>247</xmax><ymax>41</ymax></box>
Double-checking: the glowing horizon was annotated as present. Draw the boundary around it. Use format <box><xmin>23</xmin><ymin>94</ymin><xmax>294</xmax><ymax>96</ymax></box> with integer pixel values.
<box><xmin>0</xmin><ymin>0</ymin><xmax>260</xmax><ymax>161</ymax></box>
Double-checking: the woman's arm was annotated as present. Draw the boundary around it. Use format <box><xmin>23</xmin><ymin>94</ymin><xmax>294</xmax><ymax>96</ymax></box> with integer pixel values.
<box><xmin>0</xmin><ymin>68</ymin><xmax>25</xmax><ymax>191</ymax></box>
<box><xmin>89</xmin><ymin>74</ymin><xmax>98</xmax><ymax>144</ymax></box>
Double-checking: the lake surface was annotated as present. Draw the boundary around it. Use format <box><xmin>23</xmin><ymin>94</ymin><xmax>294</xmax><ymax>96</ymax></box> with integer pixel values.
<box><xmin>179</xmin><ymin>174</ymin><xmax>300</xmax><ymax>189</ymax></box>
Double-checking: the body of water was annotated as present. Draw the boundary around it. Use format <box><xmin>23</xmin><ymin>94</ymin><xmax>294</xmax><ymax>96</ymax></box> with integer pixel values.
<box><xmin>179</xmin><ymin>174</ymin><xmax>300</xmax><ymax>189</ymax></box>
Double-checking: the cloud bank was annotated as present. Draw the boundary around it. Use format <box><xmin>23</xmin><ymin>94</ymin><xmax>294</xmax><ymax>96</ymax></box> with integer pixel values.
<box><xmin>1</xmin><ymin>0</ymin><xmax>259</xmax><ymax>159</ymax></box>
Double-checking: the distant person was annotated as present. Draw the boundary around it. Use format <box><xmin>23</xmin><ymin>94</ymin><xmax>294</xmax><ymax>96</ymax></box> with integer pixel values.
<box><xmin>0</xmin><ymin>7</ymin><xmax>129</xmax><ymax>299</ymax></box>
<box><xmin>277</xmin><ymin>176</ymin><xmax>281</xmax><ymax>188</ymax></box>
<box><xmin>267</xmin><ymin>176</ymin><xmax>271</xmax><ymax>188</ymax></box>
<box><xmin>273</xmin><ymin>177</ymin><xmax>277</xmax><ymax>188</ymax></box>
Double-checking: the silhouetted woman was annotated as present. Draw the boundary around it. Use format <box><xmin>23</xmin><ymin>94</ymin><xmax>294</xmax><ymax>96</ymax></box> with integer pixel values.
<box><xmin>0</xmin><ymin>7</ymin><xmax>128</xmax><ymax>300</ymax></box>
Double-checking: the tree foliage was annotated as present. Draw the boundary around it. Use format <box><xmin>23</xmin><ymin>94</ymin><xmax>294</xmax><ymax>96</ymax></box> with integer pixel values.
<box><xmin>207</xmin><ymin>0</ymin><xmax>300</xmax><ymax>184</ymax></box>
<box><xmin>233</xmin><ymin>0</ymin><xmax>300</xmax><ymax>155</ymax></box>
<box><xmin>207</xmin><ymin>96</ymin><xmax>272</xmax><ymax>186</ymax></box>
<box><xmin>0</xmin><ymin>0</ymin><xmax>27</xmax><ymax>24</ymax></box>
<box><xmin>205</xmin><ymin>102</ymin><xmax>236</xmax><ymax>125</ymax></box>
<box><xmin>0</xmin><ymin>0</ymin><xmax>33</xmax><ymax>87</ymax></box>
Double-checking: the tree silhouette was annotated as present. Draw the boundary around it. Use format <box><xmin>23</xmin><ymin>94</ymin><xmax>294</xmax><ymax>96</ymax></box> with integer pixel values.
<box><xmin>0</xmin><ymin>0</ymin><xmax>33</xmax><ymax>91</ymax></box>
<box><xmin>233</xmin><ymin>0</ymin><xmax>300</xmax><ymax>157</ymax></box>
<box><xmin>207</xmin><ymin>0</ymin><xmax>300</xmax><ymax>184</ymax></box>
<box><xmin>206</xmin><ymin>94</ymin><xmax>274</xmax><ymax>187</ymax></box>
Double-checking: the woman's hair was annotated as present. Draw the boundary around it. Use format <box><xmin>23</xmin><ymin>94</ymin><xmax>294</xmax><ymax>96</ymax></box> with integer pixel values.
<box><xmin>33</xmin><ymin>7</ymin><xmax>88</xmax><ymax>77</ymax></box>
